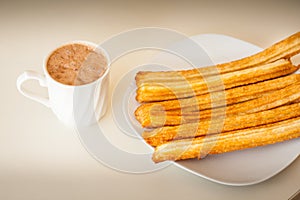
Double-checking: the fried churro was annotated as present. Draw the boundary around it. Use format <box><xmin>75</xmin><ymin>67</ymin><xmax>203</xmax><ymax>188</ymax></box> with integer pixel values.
<box><xmin>136</xmin><ymin>74</ymin><xmax>300</xmax><ymax>114</ymax></box>
<box><xmin>152</xmin><ymin>117</ymin><xmax>300</xmax><ymax>163</ymax></box>
<box><xmin>136</xmin><ymin>82</ymin><xmax>300</xmax><ymax>127</ymax></box>
<box><xmin>136</xmin><ymin>59</ymin><xmax>297</xmax><ymax>102</ymax></box>
<box><xmin>136</xmin><ymin>32</ymin><xmax>300</xmax><ymax>86</ymax></box>
<box><xmin>143</xmin><ymin>102</ymin><xmax>300</xmax><ymax>147</ymax></box>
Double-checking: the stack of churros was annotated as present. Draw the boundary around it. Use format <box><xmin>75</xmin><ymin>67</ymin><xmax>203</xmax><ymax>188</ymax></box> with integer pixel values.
<box><xmin>134</xmin><ymin>32</ymin><xmax>300</xmax><ymax>163</ymax></box>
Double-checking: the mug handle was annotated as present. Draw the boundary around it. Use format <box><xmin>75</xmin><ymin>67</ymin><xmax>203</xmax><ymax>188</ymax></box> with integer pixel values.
<box><xmin>17</xmin><ymin>70</ymin><xmax>51</xmax><ymax>107</ymax></box>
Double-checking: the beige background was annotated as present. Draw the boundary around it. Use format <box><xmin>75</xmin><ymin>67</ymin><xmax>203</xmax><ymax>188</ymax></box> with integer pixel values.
<box><xmin>1</xmin><ymin>0</ymin><xmax>300</xmax><ymax>199</ymax></box>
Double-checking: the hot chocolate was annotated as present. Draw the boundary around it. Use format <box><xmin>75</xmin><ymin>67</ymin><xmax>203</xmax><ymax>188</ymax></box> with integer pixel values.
<box><xmin>47</xmin><ymin>43</ymin><xmax>107</xmax><ymax>85</ymax></box>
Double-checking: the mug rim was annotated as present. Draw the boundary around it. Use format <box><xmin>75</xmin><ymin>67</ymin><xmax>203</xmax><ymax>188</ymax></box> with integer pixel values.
<box><xmin>43</xmin><ymin>40</ymin><xmax>110</xmax><ymax>88</ymax></box>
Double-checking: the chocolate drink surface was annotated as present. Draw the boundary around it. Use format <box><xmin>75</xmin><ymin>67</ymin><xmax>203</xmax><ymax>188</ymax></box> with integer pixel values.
<box><xmin>47</xmin><ymin>43</ymin><xmax>107</xmax><ymax>85</ymax></box>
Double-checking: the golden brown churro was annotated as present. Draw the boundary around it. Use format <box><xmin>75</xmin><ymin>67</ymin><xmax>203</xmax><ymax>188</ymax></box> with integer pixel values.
<box><xmin>136</xmin><ymin>59</ymin><xmax>297</xmax><ymax>102</ymax></box>
<box><xmin>134</xmin><ymin>32</ymin><xmax>300</xmax><ymax>163</ymax></box>
<box><xmin>152</xmin><ymin>117</ymin><xmax>300</xmax><ymax>163</ymax></box>
<box><xmin>143</xmin><ymin>102</ymin><xmax>300</xmax><ymax>147</ymax></box>
<box><xmin>136</xmin><ymin>32</ymin><xmax>300</xmax><ymax>86</ymax></box>
<box><xmin>135</xmin><ymin>82</ymin><xmax>300</xmax><ymax>127</ymax></box>
<box><xmin>136</xmin><ymin>74</ymin><xmax>300</xmax><ymax>114</ymax></box>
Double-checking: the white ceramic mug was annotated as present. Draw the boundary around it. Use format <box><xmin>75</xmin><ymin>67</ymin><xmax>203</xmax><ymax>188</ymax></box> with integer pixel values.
<box><xmin>16</xmin><ymin>41</ymin><xmax>110</xmax><ymax>127</ymax></box>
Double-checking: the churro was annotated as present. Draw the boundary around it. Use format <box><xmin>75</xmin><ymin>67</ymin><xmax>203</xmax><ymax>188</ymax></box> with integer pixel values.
<box><xmin>136</xmin><ymin>74</ymin><xmax>300</xmax><ymax>114</ymax></box>
<box><xmin>136</xmin><ymin>59</ymin><xmax>297</xmax><ymax>102</ymax></box>
<box><xmin>136</xmin><ymin>82</ymin><xmax>300</xmax><ymax>127</ymax></box>
<box><xmin>143</xmin><ymin>102</ymin><xmax>300</xmax><ymax>146</ymax></box>
<box><xmin>152</xmin><ymin>117</ymin><xmax>300</xmax><ymax>163</ymax></box>
<box><xmin>136</xmin><ymin>32</ymin><xmax>300</xmax><ymax>86</ymax></box>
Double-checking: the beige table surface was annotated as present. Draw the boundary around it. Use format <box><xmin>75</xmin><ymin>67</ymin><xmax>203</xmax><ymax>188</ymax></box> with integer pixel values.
<box><xmin>1</xmin><ymin>0</ymin><xmax>300</xmax><ymax>199</ymax></box>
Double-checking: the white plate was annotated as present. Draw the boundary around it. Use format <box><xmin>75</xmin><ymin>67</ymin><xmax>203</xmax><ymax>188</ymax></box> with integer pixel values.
<box><xmin>123</xmin><ymin>34</ymin><xmax>300</xmax><ymax>186</ymax></box>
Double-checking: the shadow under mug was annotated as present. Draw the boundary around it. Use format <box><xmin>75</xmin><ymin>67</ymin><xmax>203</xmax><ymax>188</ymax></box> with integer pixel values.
<box><xmin>16</xmin><ymin>41</ymin><xmax>110</xmax><ymax>128</ymax></box>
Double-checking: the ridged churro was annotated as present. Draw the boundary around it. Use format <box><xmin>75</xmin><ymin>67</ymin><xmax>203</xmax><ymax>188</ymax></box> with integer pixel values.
<box><xmin>143</xmin><ymin>102</ymin><xmax>300</xmax><ymax>146</ymax></box>
<box><xmin>136</xmin><ymin>81</ymin><xmax>300</xmax><ymax>127</ymax></box>
<box><xmin>136</xmin><ymin>74</ymin><xmax>300</xmax><ymax>114</ymax></box>
<box><xmin>152</xmin><ymin>117</ymin><xmax>300</xmax><ymax>163</ymax></box>
<box><xmin>136</xmin><ymin>32</ymin><xmax>300</xmax><ymax>86</ymax></box>
<box><xmin>136</xmin><ymin>59</ymin><xmax>297</xmax><ymax>102</ymax></box>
